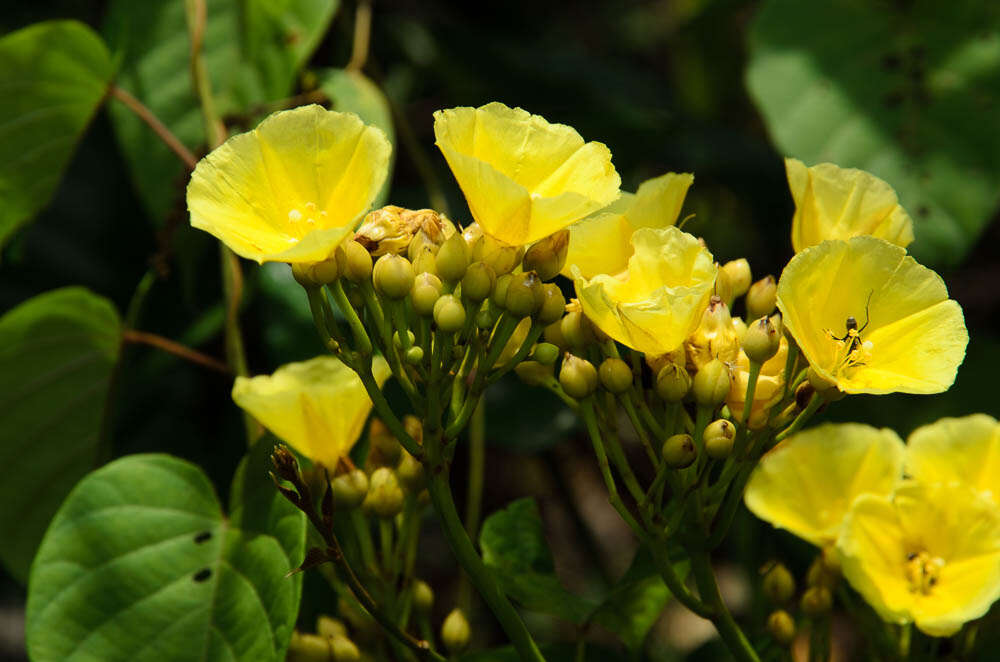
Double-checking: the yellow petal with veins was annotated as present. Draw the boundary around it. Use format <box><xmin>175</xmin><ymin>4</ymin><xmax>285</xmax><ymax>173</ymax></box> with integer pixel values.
<box><xmin>906</xmin><ymin>414</ymin><xmax>1000</xmax><ymax>504</ymax></box>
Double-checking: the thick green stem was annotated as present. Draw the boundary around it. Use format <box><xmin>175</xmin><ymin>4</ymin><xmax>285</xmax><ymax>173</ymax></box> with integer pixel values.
<box><xmin>458</xmin><ymin>402</ymin><xmax>486</xmax><ymax>611</ymax></box>
<box><xmin>689</xmin><ymin>552</ymin><xmax>760</xmax><ymax>662</ymax></box>
<box><xmin>775</xmin><ymin>393</ymin><xmax>823</xmax><ymax>442</ymax></box>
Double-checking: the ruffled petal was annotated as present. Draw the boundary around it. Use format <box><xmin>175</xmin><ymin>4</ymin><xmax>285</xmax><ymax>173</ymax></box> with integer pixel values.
<box><xmin>906</xmin><ymin>414</ymin><xmax>1000</xmax><ymax>503</ymax></box>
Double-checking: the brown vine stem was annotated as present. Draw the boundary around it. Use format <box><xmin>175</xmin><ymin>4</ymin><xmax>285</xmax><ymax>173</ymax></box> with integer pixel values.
<box><xmin>109</xmin><ymin>86</ymin><xmax>198</xmax><ymax>170</ymax></box>
<box><xmin>122</xmin><ymin>329</ymin><xmax>229</xmax><ymax>374</ymax></box>
<box><xmin>346</xmin><ymin>0</ymin><xmax>373</xmax><ymax>72</ymax></box>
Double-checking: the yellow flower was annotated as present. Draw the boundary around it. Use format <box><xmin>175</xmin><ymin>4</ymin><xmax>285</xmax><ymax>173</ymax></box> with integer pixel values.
<box><xmin>562</xmin><ymin>172</ymin><xmax>693</xmax><ymax>279</ymax></box>
<box><xmin>744</xmin><ymin>423</ymin><xmax>905</xmax><ymax>547</ymax></box>
<box><xmin>574</xmin><ymin>227</ymin><xmax>716</xmax><ymax>356</ymax></box>
<box><xmin>232</xmin><ymin>355</ymin><xmax>391</xmax><ymax>468</ymax></box>
<box><xmin>433</xmin><ymin>102</ymin><xmax>620</xmax><ymax>247</ymax></box>
<box><xmin>906</xmin><ymin>414</ymin><xmax>1000</xmax><ymax>503</ymax></box>
<box><xmin>726</xmin><ymin>334</ymin><xmax>788</xmax><ymax>429</ymax></box>
<box><xmin>838</xmin><ymin>482</ymin><xmax>1000</xmax><ymax>636</ymax></box>
<box><xmin>776</xmin><ymin>236</ymin><xmax>967</xmax><ymax>395</ymax></box>
<box><xmin>187</xmin><ymin>105</ymin><xmax>391</xmax><ymax>263</ymax></box>
<box><xmin>685</xmin><ymin>296</ymin><xmax>740</xmax><ymax>371</ymax></box>
<box><xmin>787</xmin><ymin>158</ymin><xmax>915</xmax><ymax>253</ymax></box>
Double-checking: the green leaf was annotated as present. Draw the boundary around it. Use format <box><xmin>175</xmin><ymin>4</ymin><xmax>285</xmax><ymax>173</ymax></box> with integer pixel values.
<box><xmin>747</xmin><ymin>0</ymin><xmax>1000</xmax><ymax>266</ymax></box>
<box><xmin>480</xmin><ymin>498</ymin><xmax>595</xmax><ymax>623</ymax></box>
<box><xmin>26</xmin><ymin>453</ymin><xmax>307</xmax><ymax>662</ymax></box>
<box><xmin>0</xmin><ymin>20</ymin><xmax>114</xmax><ymax>248</ymax></box>
<box><xmin>0</xmin><ymin>287</ymin><xmax>121</xmax><ymax>581</ymax></box>
<box><xmin>104</xmin><ymin>0</ymin><xmax>340</xmax><ymax>224</ymax></box>
<box><xmin>319</xmin><ymin>68</ymin><xmax>396</xmax><ymax>207</ymax></box>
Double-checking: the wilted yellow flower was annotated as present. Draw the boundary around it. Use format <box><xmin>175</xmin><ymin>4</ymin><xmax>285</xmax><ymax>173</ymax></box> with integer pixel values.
<box><xmin>575</xmin><ymin>227</ymin><xmax>716</xmax><ymax>356</ymax></box>
<box><xmin>726</xmin><ymin>334</ymin><xmax>788</xmax><ymax>429</ymax></box>
<box><xmin>745</xmin><ymin>423</ymin><xmax>905</xmax><ymax>547</ymax></box>
<box><xmin>906</xmin><ymin>414</ymin><xmax>1000</xmax><ymax>503</ymax></box>
<box><xmin>562</xmin><ymin>172</ymin><xmax>693</xmax><ymax>279</ymax></box>
<box><xmin>787</xmin><ymin>158</ymin><xmax>914</xmax><ymax>253</ymax></box>
<box><xmin>355</xmin><ymin>205</ymin><xmax>456</xmax><ymax>257</ymax></box>
<box><xmin>232</xmin><ymin>356</ymin><xmax>391</xmax><ymax>468</ymax></box>
<box><xmin>777</xmin><ymin>236</ymin><xmax>967</xmax><ymax>395</ymax></box>
<box><xmin>188</xmin><ymin>105</ymin><xmax>391</xmax><ymax>263</ymax></box>
<box><xmin>433</xmin><ymin>102</ymin><xmax>620</xmax><ymax>247</ymax></box>
<box><xmin>838</xmin><ymin>482</ymin><xmax>1000</xmax><ymax>636</ymax></box>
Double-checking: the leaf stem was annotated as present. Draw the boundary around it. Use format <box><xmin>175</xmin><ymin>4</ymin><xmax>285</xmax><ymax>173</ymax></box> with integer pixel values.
<box><xmin>122</xmin><ymin>329</ymin><xmax>229</xmax><ymax>374</ymax></box>
<box><xmin>109</xmin><ymin>85</ymin><xmax>198</xmax><ymax>169</ymax></box>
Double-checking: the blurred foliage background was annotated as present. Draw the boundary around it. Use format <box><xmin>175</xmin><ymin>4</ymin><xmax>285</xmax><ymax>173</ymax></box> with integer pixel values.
<box><xmin>1</xmin><ymin>0</ymin><xmax>997</xmax><ymax>659</ymax></box>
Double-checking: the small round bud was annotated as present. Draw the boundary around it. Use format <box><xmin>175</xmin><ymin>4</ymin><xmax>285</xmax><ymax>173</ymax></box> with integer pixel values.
<box><xmin>704</xmin><ymin>419</ymin><xmax>735</xmax><ymax>459</ymax></box>
<box><xmin>599</xmin><ymin>358</ymin><xmax>633</xmax><ymax>394</ymax></box>
<box><xmin>441</xmin><ymin>608</ymin><xmax>471</xmax><ymax>654</ymax></box>
<box><xmin>742</xmin><ymin>316</ymin><xmax>780</xmax><ymax>364</ymax></box>
<box><xmin>411</xmin><ymin>245</ymin><xmax>439</xmax><ymax>276</ymax></box>
<box><xmin>662</xmin><ymin>433</ymin><xmax>697</xmax><ymax>469</ymax></box>
<box><xmin>412</xmin><ymin>579</ymin><xmax>434</xmax><ymax>614</ymax></box>
<box><xmin>532</xmin><ymin>342</ymin><xmax>560</xmax><ymax>366</ymax></box>
<box><xmin>362</xmin><ymin>467</ymin><xmax>405</xmax><ymax>519</ymax></box>
<box><xmin>543</xmin><ymin>320</ymin><xmax>568</xmax><ymax>350</ymax></box>
<box><xmin>330</xmin><ymin>636</ymin><xmax>361</xmax><ymax>662</ymax></box>
<box><xmin>807</xmin><ymin>367</ymin><xmax>844</xmax><ymax>401</ymax></box>
<box><xmin>746</xmin><ymin>275</ymin><xmax>777</xmax><ymax>321</ymax></box>
<box><xmin>309</xmin><ymin>258</ymin><xmax>341</xmax><ymax>285</ymax></box>
<box><xmin>800</xmin><ymin>585</ymin><xmax>833</xmax><ymax>616</ymax></box>
<box><xmin>504</xmin><ymin>272</ymin><xmax>543</xmax><ymax>317</ymax></box>
<box><xmin>369</xmin><ymin>418</ymin><xmax>402</xmax><ymax>468</ymax></box>
<box><xmin>433</xmin><ymin>294</ymin><xmax>467</xmax><ymax>333</ymax></box>
<box><xmin>492</xmin><ymin>274</ymin><xmax>512</xmax><ymax>308</ymax></box>
<box><xmin>373</xmin><ymin>254</ymin><xmax>414</xmax><ymax>299</ymax></box>
<box><xmin>396</xmin><ymin>450</ymin><xmax>426</xmax><ymax>493</ymax></box>
<box><xmin>559</xmin><ymin>354</ymin><xmax>598</xmax><ymax>399</ymax></box>
<box><xmin>411</xmin><ymin>272</ymin><xmax>443</xmax><ymax>317</ymax></box>
<box><xmin>535</xmin><ymin>283</ymin><xmax>566</xmax><ymax>324</ymax></box>
<box><xmin>404</xmin><ymin>346</ymin><xmax>424</xmax><ymax>365</ymax></box>
<box><xmin>476</xmin><ymin>307</ymin><xmax>495</xmax><ymax>330</ymax></box>
<box><xmin>515</xmin><ymin>360</ymin><xmax>554</xmax><ymax>386</ymax></box>
<box><xmin>522</xmin><ymin>229</ymin><xmax>569</xmax><ymax>281</ymax></box>
<box><xmin>692</xmin><ymin>359</ymin><xmax>731</xmax><ymax>408</ymax></box>
<box><xmin>330</xmin><ymin>469</ymin><xmax>369</xmax><ymax>510</ymax></box>
<box><xmin>470</xmin><ymin>231</ymin><xmax>523</xmax><ymax>275</ymax></box>
<box><xmin>560</xmin><ymin>311</ymin><xmax>593</xmax><ymax>349</ymax></box>
<box><xmin>393</xmin><ymin>330</ymin><xmax>416</xmax><ymax>350</ymax></box>
<box><xmin>403</xmin><ymin>415</ymin><xmax>424</xmax><ymax>446</ymax></box>
<box><xmin>435</xmin><ymin>233</ymin><xmax>470</xmax><ymax>282</ymax></box>
<box><xmin>655</xmin><ymin>363</ymin><xmax>692</xmax><ymax>402</ymax></box>
<box><xmin>461</xmin><ymin>262</ymin><xmax>496</xmax><ymax>303</ymax></box>
<box><xmin>721</xmin><ymin>259</ymin><xmax>752</xmax><ymax>302</ymax></box>
<box><xmin>316</xmin><ymin>615</ymin><xmax>348</xmax><ymax>639</ymax></box>
<box><xmin>762</xmin><ymin>562</ymin><xmax>796</xmax><ymax>604</ymax></box>
<box><xmin>766</xmin><ymin>610</ymin><xmax>796</xmax><ymax>646</ymax></box>
<box><xmin>806</xmin><ymin>556</ymin><xmax>839</xmax><ymax>590</ymax></box>
<box><xmin>341</xmin><ymin>240</ymin><xmax>374</xmax><ymax>282</ymax></box>
<box><xmin>291</xmin><ymin>263</ymin><xmax>319</xmax><ymax>288</ymax></box>
<box><xmin>288</xmin><ymin>631</ymin><xmax>333</xmax><ymax>662</ymax></box>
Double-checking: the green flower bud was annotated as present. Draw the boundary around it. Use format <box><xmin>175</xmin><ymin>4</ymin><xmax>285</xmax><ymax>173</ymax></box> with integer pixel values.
<box><xmin>393</xmin><ymin>330</ymin><xmax>416</xmax><ymax>350</ymax></box>
<box><xmin>704</xmin><ymin>418</ymin><xmax>735</xmax><ymax>459</ymax></box>
<box><xmin>532</xmin><ymin>342</ymin><xmax>560</xmax><ymax>366</ymax></box>
<box><xmin>721</xmin><ymin>258</ymin><xmax>752</xmax><ymax>304</ymax></box>
<box><xmin>692</xmin><ymin>359</ymin><xmax>731</xmax><ymax>408</ymax></box>
<box><xmin>404</xmin><ymin>415</ymin><xmax>424</xmax><ymax>446</ymax></box>
<box><xmin>514</xmin><ymin>360</ymin><xmax>554</xmax><ymax>386</ymax></box>
<box><xmin>522</xmin><ymin>229</ymin><xmax>569</xmax><ymax>281</ymax></box>
<box><xmin>397</xmin><ymin>450</ymin><xmax>426</xmax><ymax>493</ymax></box>
<box><xmin>288</xmin><ymin>631</ymin><xmax>333</xmax><ymax>662</ymax></box>
<box><xmin>441</xmin><ymin>608</ymin><xmax>471</xmax><ymax>654</ymax></box>
<box><xmin>331</xmin><ymin>469</ymin><xmax>369</xmax><ymax>511</ymax></box>
<box><xmin>504</xmin><ymin>272</ymin><xmax>543</xmax><ymax>317</ymax></box>
<box><xmin>560</xmin><ymin>310</ymin><xmax>593</xmax><ymax>350</ymax></box>
<box><xmin>411</xmin><ymin>245</ymin><xmax>439</xmax><ymax>276</ymax></box>
<box><xmin>468</xmin><ymin>226</ymin><xmax>523</xmax><ymax>275</ymax></box>
<box><xmin>807</xmin><ymin>367</ymin><xmax>844</xmax><ymax>401</ymax></box>
<box><xmin>746</xmin><ymin>275</ymin><xmax>777</xmax><ymax>321</ymax></box>
<box><xmin>373</xmin><ymin>254</ymin><xmax>414</xmax><ymax>299</ymax></box>
<box><xmin>461</xmin><ymin>262</ymin><xmax>496</xmax><ymax>303</ymax></box>
<box><xmin>559</xmin><ymin>354</ymin><xmax>598</xmax><ymax>399</ymax></box>
<box><xmin>766</xmin><ymin>610</ymin><xmax>796</xmax><ymax>646</ymax></box>
<box><xmin>307</xmin><ymin>258</ymin><xmax>341</xmax><ymax>285</ymax></box>
<box><xmin>341</xmin><ymin>240</ymin><xmax>374</xmax><ymax>283</ymax></box>
<box><xmin>411</xmin><ymin>272</ymin><xmax>443</xmax><ymax>317</ymax></box>
<box><xmin>368</xmin><ymin>418</ymin><xmax>402</xmax><ymax>468</ymax></box>
<box><xmin>535</xmin><ymin>282</ymin><xmax>566</xmax><ymax>324</ymax></box>
<box><xmin>492</xmin><ymin>273</ymin><xmax>513</xmax><ymax>308</ymax></box>
<box><xmin>806</xmin><ymin>555</ymin><xmax>839</xmax><ymax>590</ymax></box>
<box><xmin>412</xmin><ymin>579</ymin><xmax>434</xmax><ymax>614</ymax></box>
<box><xmin>543</xmin><ymin>320</ymin><xmax>568</xmax><ymax>350</ymax></box>
<box><xmin>363</xmin><ymin>467</ymin><xmax>405</xmax><ymax>519</ymax></box>
<box><xmin>291</xmin><ymin>263</ymin><xmax>319</xmax><ymax>288</ymax></box>
<box><xmin>404</xmin><ymin>346</ymin><xmax>424</xmax><ymax>365</ymax></box>
<box><xmin>655</xmin><ymin>362</ymin><xmax>692</xmax><ymax>403</ymax></box>
<box><xmin>599</xmin><ymin>358</ymin><xmax>633</xmax><ymax>394</ymax></box>
<box><xmin>662</xmin><ymin>433</ymin><xmax>697</xmax><ymax>469</ymax></box>
<box><xmin>476</xmin><ymin>307</ymin><xmax>495</xmax><ymax>330</ymax></box>
<box><xmin>762</xmin><ymin>562</ymin><xmax>796</xmax><ymax>604</ymax></box>
<box><xmin>435</xmin><ymin>232</ymin><xmax>470</xmax><ymax>282</ymax></box>
<box><xmin>317</xmin><ymin>615</ymin><xmax>348</xmax><ymax>639</ymax></box>
<box><xmin>330</xmin><ymin>636</ymin><xmax>360</xmax><ymax>662</ymax></box>
<box><xmin>800</xmin><ymin>585</ymin><xmax>832</xmax><ymax>616</ymax></box>
<box><xmin>433</xmin><ymin>294</ymin><xmax>467</xmax><ymax>333</ymax></box>
<box><xmin>742</xmin><ymin>316</ymin><xmax>780</xmax><ymax>364</ymax></box>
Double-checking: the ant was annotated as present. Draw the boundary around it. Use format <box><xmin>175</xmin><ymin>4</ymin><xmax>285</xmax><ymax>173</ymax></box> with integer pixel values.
<box><xmin>829</xmin><ymin>290</ymin><xmax>874</xmax><ymax>355</ymax></box>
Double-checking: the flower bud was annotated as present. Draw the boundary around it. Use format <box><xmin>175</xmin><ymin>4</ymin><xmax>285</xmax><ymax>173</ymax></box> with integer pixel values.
<box><xmin>433</xmin><ymin>294</ymin><xmax>467</xmax><ymax>333</ymax></box>
<box><xmin>308</xmin><ymin>258</ymin><xmax>341</xmax><ymax>285</ymax></box>
<box><xmin>330</xmin><ymin>635</ymin><xmax>360</xmax><ymax>662</ymax></box>
<box><xmin>559</xmin><ymin>354</ymin><xmax>598</xmax><ymax>399</ymax></box>
<box><xmin>411</xmin><ymin>245</ymin><xmax>439</xmax><ymax>276</ymax></box>
<box><xmin>436</xmin><ymin>232</ymin><xmax>470</xmax><ymax>283</ymax></box>
<box><xmin>340</xmin><ymin>240</ymin><xmax>373</xmax><ymax>283</ymax></box>
<box><xmin>746</xmin><ymin>275</ymin><xmax>777</xmax><ymax>321</ymax></box>
<box><xmin>795</xmin><ymin>380</ymin><xmax>816</xmax><ymax>409</ymax></box>
<box><xmin>532</xmin><ymin>342</ymin><xmax>560</xmax><ymax>366</ymax></box>
<box><xmin>720</xmin><ymin>258</ymin><xmax>752</xmax><ymax>304</ymax></box>
<box><xmin>403</xmin><ymin>414</ymin><xmax>424</xmax><ymax>446</ymax></box>
<box><xmin>271</xmin><ymin>444</ymin><xmax>302</xmax><ymax>484</ymax></box>
<box><xmin>476</xmin><ymin>307</ymin><xmax>496</xmax><ymax>330</ymax></box>
<box><xmin>515</xmin><ymin>360</ymin><xmax>554</xmax><ymax>386</ymax></box>
<box><xmin>800</xmin><ymin>585</ymin><xmax>832</xmax><ymax>616</ymax></box>
<box><xmin>491</xmin><ymin>274</ymin><xmax>512</xmax><ymax>308</ymax></box>
<box><xmin>662</xmin><ymin>433</ymin><xmax>697</xmax><ymax>469</ymax></box>
<box><xmin>543</xmin><ymin>320</ymin><xmax>568</xmax><ymax>350</ymax></box>
<box><xmin>522</xmin><ymin>229</ymin><xmax>569</xmax><ymax>281</ymax></box>
<box><xmin>355</xmin><ymin>206</ymin><xmax>452</xmax><ymax>257</ymax></box>
<box><xmin>368</xmin><ymin>418</ymin><xmax>402</xmax><ymax>468</ymax></box>
<box><xmin>393</xmin><ymin>330</ymin><xmax>415</xmax><ymax>350</ymax></box>
<box><xmin>704</xmin><ymin>418</ymin><xmax>735</xmax><ymax>459</ymax></box>
<box><xmin>535</xmin><ymin>283</ymin><xmax>566</xmax><ymax>324</ymax></box>
<box><xmin>412</xmin><ymin>579</ymin><xmax>434</xmax><ymax>614</ymax></box>
<box><xmin>373</xmin><ymin>254</ymin><xmax>414</xmax><ymax>299</ymax></box>
<box><xmin>766</xmin><ymin>610</ymin><xmax>796</xmax><ymax>646</ymax></box>
<box><xmin>411</xmin><ymin>272</ymin><xmax>443</xmax><ymax>317</ymax></box>
<box><xmin>504</xmin><ymin>272</ymin><xmax>543</xmax><ymax>318</ymax></box>
<box><xmin>692</xmin><ymin>359</ymin><xmax>731</xmax><ymax>408</ymax></box>
<box><xmin>441</xmin><ymin>608</ymin><xmax>471</xmax><ymax>654</ymax></box>
<box><xmin>397</xmin><ymin>450</ymin><xmax>426</xmax><ymax>493</ymax></box>
<box><xmin>742</xmin><ymin>316</ymin><xmax>780</xmax><ymax>364</ymax></box>
<box><xmin>291</xmin><ymin>263</ymin><xmax>320</xmax><ymax>288</ymax></box>
<box><xmin>461</xmin><ymin>262</ymin><xmax>496</xmax><ymax>303</ymax></box>
<box><xmin>762</xmin><ymin>562</ymin><xmax>796</xmax><ymax>604</ymax></box>
<box><xmin>330</xmin><ymin>469</ymin><xmax>369</xmax><ymax>510</ymax></box>
<box><xmin>317</xmin><ymin>615</ymin><xmax>348</xmax><ymax>639</ymax></box>
<box><xmin>362</xmin><ymin>467</ymin><xmax>405</xmax><ymax>519</ymax></box>
<box><xmin>686</xmin><ymin>296</ymin><xmax>739</xmax><ymax>370</ymax></box>
<box><xmin>806</xmin><ymin>555</ymin><xmax>839</xmax><ymax>591</ymax></box>
<box><xmin>807</xmin><ymin>367</ymin><xmax>844</xmax><ymax>401</ymax></box>
<box><xmin>560</xmin><ymin>310</ymin><xmax>593</xmax><ymax>350</ymax></box>
<box><xmin>599</xmin><ymin>358</ymin><xmax>633</xmax><ymax>394</ymax></box>
<box><xmin>288</xmin><ymin>631</ymin><xmax>333</xmax><ymax>662</ymax></box>
<box><xmin>467</xmin><ymin>224</ymin><xmax>523</xmax><ymax>275</ymax></box>
<box><xmin>655</xmin><ymin>362</ymin><xmax>692</xmax><ymax>403</ymax></box>
<box><xmin>404</xmin><ymin>345</ymin><xmax>424</xmax><ymax>366</ymax></box>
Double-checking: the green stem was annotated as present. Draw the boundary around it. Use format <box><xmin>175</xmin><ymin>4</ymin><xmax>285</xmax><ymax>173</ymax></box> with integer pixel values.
<box><xmin>329</xmin><ymin>280</ymin><xmax>373</xmax><ymax>357</ymax></box>
<box><xmin>775</xmin><ymin>393</ymin><xmax>823</xmax><ymax>442</ymax></box>
<box><xmin>458</xmin><ymin>402</ymin><xmax>486</xmax><ymax>612</ymax></box>
<box><xmin>219</xmin><ymin>243</ymin><xmax>258</xmax><ymax>445</ymax></box>
<box><xmin>352</xmin><ymin>510</ymin><xmax>377</xmax><ymax>573</ymax></box>
<box><xmin>488</xmin><ymin>323</ymin><xmax>544</xmax><ymax>384</ymax></box>
<box><xmin>739</xmin><ymin>362</ymin><xmax>762</xmax><ymax>435</ymax></box>
<box><xmin>620</xmin><ymin>394</ymin><xmax>659</xmax><ymax>467</ymax></box>
<box><xmin>689</xmin><ymin>552</ymin><xmax>760</xmax><ymax>662</ymax></box>
<box><xmin>355</xmin><ymin>359</ymin><xmax>423</xmax><ymax>458</ymax></box>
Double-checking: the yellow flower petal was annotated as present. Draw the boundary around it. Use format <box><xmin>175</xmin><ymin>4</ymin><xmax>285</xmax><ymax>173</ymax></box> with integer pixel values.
<box><xmin>575</xmin><ymin>226</ymin><xmax>716</xmax><ymax>356</ymax></box>
<box><xmin>906</xmin><ymin>414</ymin><xmax>1000</xmax><ymax>503</ymax></box>
<box><xmin>232</xmin><ymin>355</ymin><xmax>391</xmax><ymax>468</ymax></box>
<box><xmin>563</xmin><ymin>172</ymin><xmax>693</xmax><ymax>279</ymax></box>
<box><xmin>745</xmin><ymin>423</ymin><xmax>905</xmax><ymax>547</ymax></box>
<box><xmin>188</xmin><ymin>105</ymin><xmax>391</xmax><ymax>263</ymax></box>
<box><xmin>787</xmin><ymin>158</ymin><xmax>915</xmax><ymax>253</ymax></box>
<box><xmin>776</xmin><ymin>236</ymin><xmax>967</xmax><ymax>395</ymax></box>
<box><xmin>433</xmin><ymin>102</ymin><xmax>620</xmax><ymax>246</ymax></box>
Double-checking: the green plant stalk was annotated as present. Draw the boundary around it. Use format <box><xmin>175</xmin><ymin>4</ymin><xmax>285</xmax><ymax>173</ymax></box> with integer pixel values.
<box><xmin>620</xmin><ymin>394</ymin><xmax>659</xmax><ymax>467</ymax></box>
<box><xmin>488</xmin><ymin>322</ymin><xmax>544</xmax><ymax>384</ymax></box>
<box><xmin>459</xmin><ymin>402</ymin><xmax>487</xmax><ymax>612</ymax></box>
<box><xmin>355</xmin><ymin>359</ymin><xmax>423</xmax><ymax>457</ymax></box>
<box><xmin>329</xmin><ymin>280</ymin><xmax>374</xmax><ymax>357</ymax></box>
<box><xmin>689</xmin><ymin>552</ymin><xmax>761</xmax><ymax>662</ymax></box>
<box><xmin>351</xmin><ymin>510</ymin><xmax>378</xmax><ymax>574</ymax></box>
<box><xmin>738</xmin><ymin>362</ymin><xmax>762</xmax><ymax>449</ymax></box>
<box><xmin>775</xmin><ymin>393</ymin><xmax>823</xmax><ymax>442</ymax></box>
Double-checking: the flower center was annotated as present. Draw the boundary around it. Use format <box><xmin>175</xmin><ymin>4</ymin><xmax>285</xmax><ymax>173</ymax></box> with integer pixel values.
<box><xmin>826</xmin><ymin>329</ymin><xmax>874</xmax><ymax>376</ymax></box>
<box><xmin>286</xmin><ymin>201</ymin><xmax>327</xmax><ymax>239</ymax></box>
<box><xmin>904</xmin><ymin>550</ymin><xmax>944</xmax><ymax>595</ymax></box>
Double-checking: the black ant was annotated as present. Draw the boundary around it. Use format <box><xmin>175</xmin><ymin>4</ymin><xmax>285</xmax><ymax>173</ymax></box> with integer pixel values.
<box><xmin>829</xmin><ymin>290</ymin><xmax>874</xmax><ymax>355</ymax></box>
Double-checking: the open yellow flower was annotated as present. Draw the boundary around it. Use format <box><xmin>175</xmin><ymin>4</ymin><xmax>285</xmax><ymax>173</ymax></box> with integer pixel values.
<box><xmin>188</xmin><ymin>105</ymin><xmax>391</xmax><ymax>263</ymax></box>
<box><xmin>838</xmin><ymin>482</ymin><xmax>1000</xmax><ymax>636</ymax></box>
<box><xmin>433</xmin><ymin>102</ymin><xmax>620</xmax><ymax>247</ymax></box>
<box><xmin>232</xmin><ymin>355</ymin><xmax>391</xmax><ymax>468</ymax></box>
<box><xmin>787</xmin><ymin>158</ymin><xmax>914</xmax><ymax>253</ymax></box>
<box><xmin>562</xmin><ymin>172</ymin><xmax>693</xmax><ymax>279</ymax></box>
<box><xmin>906</xmin><ymin>414</ymin><xmax>1000</xmax><ymax>503</ymax></box>
<box><xmin>776</xmin><ymin>236</ymin><xmax>967</xmax><ymax>395</ymax></box>
<box><xmin>574</xmin><ymin>227</ymin><xmax>716</xmax><ymax>356</ymax></box>
<box><xmin>744</xmin><ymin>423</ymin><xmax>905</xmax><ymax>547</ymax></box>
